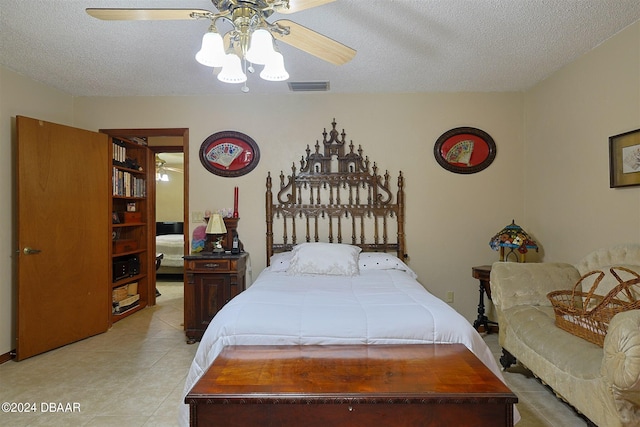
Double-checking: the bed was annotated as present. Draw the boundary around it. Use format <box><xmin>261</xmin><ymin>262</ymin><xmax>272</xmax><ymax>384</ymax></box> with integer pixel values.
<box><xmin>179</xmin><ymin>120</ymin><xmax>519</xmax><ymax>426</ymax></box>
<box><xmin>155</xmin><ymin>221</ymin><xmax>184</xmax><ymax>276</ymax></box>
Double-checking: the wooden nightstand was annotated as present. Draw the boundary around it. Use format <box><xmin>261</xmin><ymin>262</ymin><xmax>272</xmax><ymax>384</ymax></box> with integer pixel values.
<box><xmin>472</xmin><ymin>265</ymin><xmax>498</xmax><ymax>333</ymax></box>
<box><xmin>184</xmin><ymin>252</ymin><xmax>249</xmax><ymax>344</ymax></box>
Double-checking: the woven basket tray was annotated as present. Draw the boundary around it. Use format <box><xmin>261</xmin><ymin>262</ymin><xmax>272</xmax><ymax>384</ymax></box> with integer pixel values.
<box><xmin>548</xmin><ymin>266</ymin><xmax>640</xmax><ymax>347</ymax></box>
<box><xmin>112</xmin><ymin>286</ymin><xmax>129</xmax><ymax>303</ymax></box>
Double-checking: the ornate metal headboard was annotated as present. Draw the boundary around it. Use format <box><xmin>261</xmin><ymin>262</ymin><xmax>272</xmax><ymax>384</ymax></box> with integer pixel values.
<box><xmin>266</xmin><ymin>119</ymin><xmax>406</xmax><ymax>263</ymax></box>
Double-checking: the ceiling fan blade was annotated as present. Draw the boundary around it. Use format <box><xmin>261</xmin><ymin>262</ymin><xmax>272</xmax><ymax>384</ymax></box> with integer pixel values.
<box><xmin>273</xmin><ymin>19</ymin><xmax>355</xmax><ymax>65</ymax></box>
<box><xmin>274</xmin><ymin>0</ymin><xmax>336</xmax><ymax>14</ymax></box>
<box><xmin>86</xmin><ymin>8</ymin><xmax>212</xmax><ymax>21</ymax></box>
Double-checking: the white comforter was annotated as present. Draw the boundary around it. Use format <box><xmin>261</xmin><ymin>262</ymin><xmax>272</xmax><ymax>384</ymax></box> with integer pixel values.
<box><xmin>155</xmin><ymin>234</ymin><xmax>184</xmax><ymax>268</ymax></box>
<box><xmin>179</xmin><ymin>268</ymin><xmax>519</xmax><ymax>425</ymax></box>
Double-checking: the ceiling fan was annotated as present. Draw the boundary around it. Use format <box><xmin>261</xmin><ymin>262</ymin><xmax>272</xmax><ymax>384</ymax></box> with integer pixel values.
<box><xmin>156</xmin><ymin>154</ymin><xmax>183</xmax><ymax>181</ymax></box>
<box><xmin>86</xmin><ymin>0</ymin><xmax>356</xmax><ymax>89</ymax></box>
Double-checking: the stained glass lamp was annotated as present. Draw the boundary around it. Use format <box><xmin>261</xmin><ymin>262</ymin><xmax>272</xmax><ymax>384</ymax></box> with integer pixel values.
<box><xmin>489</xmin><ymin>220</ymin><xmax>538</xmax><ymax>262</ymax></box>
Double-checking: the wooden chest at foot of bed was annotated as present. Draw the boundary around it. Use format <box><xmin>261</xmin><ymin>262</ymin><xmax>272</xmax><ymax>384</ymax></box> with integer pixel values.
<box><xmin>185</xmin><ymin>344</ymin><xmax>517</xmax><ymax>427</ymax></box>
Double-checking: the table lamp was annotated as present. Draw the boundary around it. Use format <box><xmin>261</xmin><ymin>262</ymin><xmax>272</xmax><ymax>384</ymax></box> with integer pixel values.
<box><xmin>206</xmin><ymin>213</ymin><xmax>227</xmax><ymax>253</ymax></box>
<box><xmin>489</xmin><ymin>220</ymin><xmax>538</xmax><ymax>262</ymax></box>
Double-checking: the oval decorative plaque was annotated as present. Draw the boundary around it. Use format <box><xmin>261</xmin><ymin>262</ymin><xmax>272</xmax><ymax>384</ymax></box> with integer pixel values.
<box><xmin>199</xmin><ymin>131</ymin><xmax>260</xmax><ymax>177</ymax></box>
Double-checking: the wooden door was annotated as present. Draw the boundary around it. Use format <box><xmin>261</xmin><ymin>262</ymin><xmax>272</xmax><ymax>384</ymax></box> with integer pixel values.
<box><xmin>16</xmin><ymin>116</ymin><xmax>110</xmax><ymax>360</ymax></box>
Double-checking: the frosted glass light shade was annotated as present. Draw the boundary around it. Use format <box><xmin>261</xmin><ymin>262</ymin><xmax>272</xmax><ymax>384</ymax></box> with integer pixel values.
<box><xmin>195</xmin><ymin>31</ymin><xmax>225</xmax><ymax>68</ymax></box>
<box><xmin>260</xmin><ymin>51</ymin><xmax>289</xmax><ymax>81</ymax></box>
<box><xmin>246</xmin><ymin>29</ymin><xmax>275</xmax><ymax>65</ymax></box>
<box><xmin>218</xmin><ymin>53</ymin><xmax>247</xmax><ymax>83</ymax></box>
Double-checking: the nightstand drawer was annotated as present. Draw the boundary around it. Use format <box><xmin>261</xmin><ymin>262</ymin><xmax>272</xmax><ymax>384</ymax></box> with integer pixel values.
<box><xmin>187</xmin><ymin>259</ymin><xmax>231</xmax><ymax>272</ymax></box>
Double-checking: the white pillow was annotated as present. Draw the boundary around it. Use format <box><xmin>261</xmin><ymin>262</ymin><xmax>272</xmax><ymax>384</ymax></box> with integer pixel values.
<box><xmin>287</xmin><ymin>242</ymin><xmax>361</xmax><ymax>276</ymax></box>
<box><xmin>358</xmin><ymin>252</ymin><xmax>418</xmax><ymax>279</ymax></box>
<box><xmin>268</xmin><ymin>251</ymin><xmax>292</xmax><ymax>272</ymax></box>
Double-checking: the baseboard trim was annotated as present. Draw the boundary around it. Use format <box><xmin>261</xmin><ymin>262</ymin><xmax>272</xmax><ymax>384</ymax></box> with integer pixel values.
<box><xmin>0</xmin><ymin>350</ymin><xmax>15</xmax><ymax>364</ymax></box>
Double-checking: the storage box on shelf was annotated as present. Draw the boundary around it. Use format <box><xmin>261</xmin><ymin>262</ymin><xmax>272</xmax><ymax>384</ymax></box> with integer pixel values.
<box><xmin>123</xmin><ymin>211</ymin><xmax>142</xmax><ymax>223</ymax></box>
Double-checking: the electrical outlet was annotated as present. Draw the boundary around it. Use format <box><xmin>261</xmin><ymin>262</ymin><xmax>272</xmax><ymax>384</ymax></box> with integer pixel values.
<box><xmin>191</xmin><ymin>211</ymin><xmax>205</xmax><ymax>223</ymax></box>
<box><xmin>446</xmin><ymin>291</ymin><xmax>454</xmax><ymax>303</ymax></box>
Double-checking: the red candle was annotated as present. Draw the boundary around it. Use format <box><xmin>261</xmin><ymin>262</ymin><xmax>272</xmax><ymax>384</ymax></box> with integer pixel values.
<box><xmin>233</xmin><ymin>187</ymin><xmax>239</xmax><ymax>218</ymax></box>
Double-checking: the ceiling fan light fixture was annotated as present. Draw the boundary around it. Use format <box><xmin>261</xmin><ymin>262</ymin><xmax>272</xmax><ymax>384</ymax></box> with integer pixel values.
<box><xmin>86</xmin><ymin>3</ymin><xmax>357</xmax><ymax>92</ymax></box>
<box><xmin>155</xmin><ymin>155</ymin><xmax>171</xmax><ymax>181</ymax></box>
<box><xmin>218</xmin><ymin>52</ymin><xmax>247</xmax><ymax>83</ymax></box>
<box><xmin>260</xmin><ymin>51</ymin><xmax>289</xmax><ymax>81</ymax></box>
<box><xmin>195</xmin><ymin>28</ymin><xmax>225</xmax><ymax>67</ymax></box>
<box><xmin>245</xmin><ymin>29</ymin><xmax>275</xmax><ymax>65</ymax></box>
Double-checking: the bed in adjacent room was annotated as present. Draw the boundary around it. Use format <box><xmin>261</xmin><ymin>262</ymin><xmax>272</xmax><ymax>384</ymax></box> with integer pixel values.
<box><xmin>155</xmin><ymin>221</ymin><xmax>184</xmax><ymax>276</ymax></box>
<box><xmin>179</xmin><ymin>120</ymin><xmax>519</xmax><ymax>426</ymax></box>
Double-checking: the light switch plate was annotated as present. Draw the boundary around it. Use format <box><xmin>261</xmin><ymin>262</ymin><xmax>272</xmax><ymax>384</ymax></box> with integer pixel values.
<box><xmin>191</xmin><ymin>211</ymin><xmax>204</xmax><ymax>223</ymax></box>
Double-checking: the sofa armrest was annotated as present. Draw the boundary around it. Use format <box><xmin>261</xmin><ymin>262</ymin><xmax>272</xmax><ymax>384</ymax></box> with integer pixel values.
<box><xmin>490</xmin><ymin>261</ymin><xmax>581</xmax><ymax>312</ymax></box>
<box><xmin>603</xmin><ymin>310</ymin><xmax>640</xmax><ymax>422</ymax></box>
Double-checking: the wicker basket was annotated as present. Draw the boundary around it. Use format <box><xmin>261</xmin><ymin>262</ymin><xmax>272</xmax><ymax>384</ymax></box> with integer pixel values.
<box><xmin>112</xmin><ymin>286</ymin><xmax>129</xmax><ymax>303</ymax></box>
<box><xmin>548</xmin><ymin>266</ymin><xmax>640</xmax><ymax>347</ymax></box>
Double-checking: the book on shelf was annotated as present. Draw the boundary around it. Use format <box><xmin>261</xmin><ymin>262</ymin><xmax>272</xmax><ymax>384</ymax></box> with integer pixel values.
<box><xmin>112</xmin><ymin>138</ymin><xmax>126</xmax><ymax>166</ymax></box>
<box><xmin>112</xmin><ymin>169</ymin><xmax>146</xmax><ymax>197</ymax></box>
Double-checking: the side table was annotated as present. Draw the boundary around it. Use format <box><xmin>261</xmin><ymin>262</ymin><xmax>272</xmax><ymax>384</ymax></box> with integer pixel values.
<box><xmin>183</xmin><ymin>252</ymin><xmax>248</xmax><ymax>344</ymax></box>
<box><xmin>472</xmin><ymin>265</ymin><xmax>498</xmax><ymax>333</ymax></box>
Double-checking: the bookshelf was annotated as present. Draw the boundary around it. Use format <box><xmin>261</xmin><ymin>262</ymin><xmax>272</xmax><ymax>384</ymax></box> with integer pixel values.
<box><xmin>110</xmin><ymin>137</ymin><xmax>151</xmax><ymax>322</ymax></box>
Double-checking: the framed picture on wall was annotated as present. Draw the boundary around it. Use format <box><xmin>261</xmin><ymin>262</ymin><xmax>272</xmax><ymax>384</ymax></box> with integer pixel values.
<box><xmin>433</xmin><ymin>127</ymin><xmax>496</xmax><ymax>174</ymax></box>
<box><xmin>199</xmin><ymin>131</ymin><xmax>260</xmax><ymax>178</ymax></box>
<box><xmin>609</xmin><ymin>128</ymin><xmax>640</xmax><ymax>188</ymax></box>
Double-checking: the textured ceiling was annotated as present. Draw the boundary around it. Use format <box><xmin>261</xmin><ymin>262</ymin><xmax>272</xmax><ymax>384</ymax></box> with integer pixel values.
<box><xmin>1</xmin><ymin>0</ymin><xmax>640</xmax><ymax>96</ymax></box>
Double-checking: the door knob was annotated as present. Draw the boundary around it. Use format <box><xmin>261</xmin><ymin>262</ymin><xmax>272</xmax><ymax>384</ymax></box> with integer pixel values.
<box><xmin>23</xmin><ymin>247</ymin><xmax>42</xmax><ymax>255</ymax></box>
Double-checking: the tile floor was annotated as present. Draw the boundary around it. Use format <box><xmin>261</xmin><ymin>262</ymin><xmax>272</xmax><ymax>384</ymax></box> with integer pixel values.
<box><xmin>0</xmin><ymin>280</ymin><xmax>591</xmax><ymax>426</ymax></box>
<box><xmin>0</xmin><ymin>280</ymin><xmax>197</xmax><ymax>427</ymax></box>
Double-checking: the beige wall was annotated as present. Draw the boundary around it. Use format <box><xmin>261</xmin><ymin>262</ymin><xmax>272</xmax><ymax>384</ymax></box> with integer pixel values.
<box><xmin>156</xmin><ymin>168</ymin><xmax>184</xmax><ymax>223</ymax></box>
<box><xmin>0</xmin><ymin>68</ymin><xmax>76</xmax><ymax>356</ymax></box>
<box><xmin>1</xmin><ymin>20</ymin><xmax>638</xmax><ymax>357</ymax></box>
<box><xmin>523</xmin><ymin>21</ymin><xmax>640</xmax><ymax>263</ymax></box>
<box><xmin>71</xmin><ymin>92</ymin><xmax>525</xmax><ymax>325</ymax></box>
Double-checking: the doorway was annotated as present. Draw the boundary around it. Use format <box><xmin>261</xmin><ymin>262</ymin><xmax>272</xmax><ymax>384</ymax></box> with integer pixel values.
<box><xmin>153</xmin><ymin>147</ymin><xmax>185</xmax><ymax>288</ymax></box>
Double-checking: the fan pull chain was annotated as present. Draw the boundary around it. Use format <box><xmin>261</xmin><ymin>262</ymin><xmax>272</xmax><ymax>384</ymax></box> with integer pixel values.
<box><xmin>241</xmin><ymin>58</ymin><xmax>250</xmax><ymax>93</ymax></box>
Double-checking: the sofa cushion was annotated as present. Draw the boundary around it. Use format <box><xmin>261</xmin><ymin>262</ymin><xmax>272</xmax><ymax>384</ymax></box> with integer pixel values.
<box><xmin>576</xmin><ymin>244</ymin><xmax>640</xmax><ymax>276</ymax></box>
<box><xmin>491</xmin><ymin>262</ymin><xmax>581</xmax><ymax>310</ymax></box>
<box><xmin>583</xmin><ymin>265</ymin><xmax>640</xmax><ymax>298</ymax></box>
<box><xmin>603</xmin><ymin>310</ymin><xmax>640</xmax><ymax>390</ymax></box>
<box><xmin>505</xmin><ymin>304</ymin><xmax>603</xmax><ymax>379</ymax></box>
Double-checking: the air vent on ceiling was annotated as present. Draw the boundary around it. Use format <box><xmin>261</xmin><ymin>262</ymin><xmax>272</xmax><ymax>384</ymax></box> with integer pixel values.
<box><xmin>288</xmin><ymin>81</ymin><xmax>330</xmax><ymax>92</ymax></box>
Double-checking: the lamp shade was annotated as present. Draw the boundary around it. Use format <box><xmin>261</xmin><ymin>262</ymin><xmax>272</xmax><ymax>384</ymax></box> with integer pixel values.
<box><xmin>260</xmin><ymin>51</ymin><xmax>289</xmax><ymax>81</ymax></box>
<box><xmin>246</xmin><ymin>29</ymin><xmax>275</xmax><ymax>65</ymax></box>
<box><xmin>195</xmin><ymin>31</ymin><xmax>225</xmax><ymax>68</ymax></box>
<box><xmin>205</xmin><ymin>214</ymin><xmax>227</xmax><ymax>235</ymax></box>
<box><xmin>218</xmin><ymin>53</ymin><xmax>247</xmax><ymax>83</ymax></box>
<box><xmin>489</xmin><ymin>220</ymin><xmax>538</xmax><ymax>262</ymax></box>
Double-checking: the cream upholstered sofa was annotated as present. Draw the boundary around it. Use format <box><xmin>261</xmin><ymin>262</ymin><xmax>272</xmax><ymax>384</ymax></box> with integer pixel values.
<box><xmin>490</xmin><ymin>244</ymin><xmax>640</xmax><ymax>427</ymax></box>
